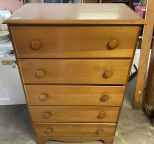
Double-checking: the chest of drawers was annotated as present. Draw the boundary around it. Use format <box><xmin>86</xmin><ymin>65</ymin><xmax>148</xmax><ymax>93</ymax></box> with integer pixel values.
<box><xmin>5</xmin><ymin>3</ymin><xmax>144</xmax><ymax>144</ymax></box>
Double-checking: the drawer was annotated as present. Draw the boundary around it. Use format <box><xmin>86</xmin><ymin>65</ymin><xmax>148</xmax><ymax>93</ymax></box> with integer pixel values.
<box><xmin>11</xmin><ymin>26</ymin><xmax>140</xmax><ymax>58</ymax></box>
<box><xmin>29</xmin><ymin>106</ymin><xmax>120</xmax><ymax>123</ymax></box>
<box><xmin>34</xmin><ymin>123</ymin><xmax>116</xmax><ymax>137</ymax></box>
<box><xmin>19</xmin><ymin>59</ymin><xmax>131</xmax><ymax>84</ymax></box>
<box><xmin>25</xmin><ymin>85</ymin><xmax>125</xmax><ymax>106</ymax></box>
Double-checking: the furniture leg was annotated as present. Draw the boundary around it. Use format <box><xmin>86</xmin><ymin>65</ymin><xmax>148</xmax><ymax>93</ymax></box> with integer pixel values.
<box><xmin>101</xmin><ymin>138</ymin><xmax>114</xmax><ymax>144</ymax></box>
<box><xmin>134</xmin><ymin>0</ymin><xmax>154</xmax><ymax>108</ymax></box>
<box><xmin>36</xmin><ymin>137</ymin><xmax>45</xmax><ymax>144</ymax></box>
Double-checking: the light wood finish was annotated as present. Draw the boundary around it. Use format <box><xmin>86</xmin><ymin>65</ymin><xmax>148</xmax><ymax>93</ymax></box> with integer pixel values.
<box><xmin>19</xmin><ymin>59</ymin><xmax>131</xmax><ymax>84</ymax></box>
<box><xmin>30</xmin><ymin>106</ymin><xmax>119</xmax><ymax>123</ymax></box>
<box><xmin>34</xmin><ymin>123</ymin><xmax>116</xmax><ymax>137</ymax></box>
<box><xmin>5</xmin><ymin>3</ymin><xmax>142</xmax><ymax>144</ymax></box>
<box><xmin>11</xmin><ymin>26</ymin><xmax>140</xmax><ymax>58</ymax></box>
<box><xmin>143</xmin><ymin>40</ymin><xmax>154</xmax><ymax>116</ymax></box>
<box><xmin>25</xmin><ymin>85</ymin><xmax>125</xmax><ymax>106</ymax></box>
<box><xmin>134</xmin><ymin>0</ymin><xmax>154</xmax><ymax>108</ymax></box>
<box><xmin>4</xmin><ymin>4</ymin><xmax>144</xmax><ymax>25</ymax></box>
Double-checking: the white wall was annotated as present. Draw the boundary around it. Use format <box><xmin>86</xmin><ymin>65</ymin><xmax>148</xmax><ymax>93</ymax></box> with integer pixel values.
<box><xmin>0</xmin><ymin>42</ymin><xmax>26</xmax><ymax>105</ymax></box>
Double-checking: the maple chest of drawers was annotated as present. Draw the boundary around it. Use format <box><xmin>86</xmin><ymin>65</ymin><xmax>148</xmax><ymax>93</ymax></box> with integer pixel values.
<box><xmin>5</xmin><ymin>3</ymin><xmax>144</xmax><ymax>144</ymax></box>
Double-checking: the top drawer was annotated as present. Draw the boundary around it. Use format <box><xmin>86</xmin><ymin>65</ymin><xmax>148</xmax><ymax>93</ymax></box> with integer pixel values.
<box><xmin>10</xmin><ymin>26</ymin><xmax>140</xmax><ymax>58</ymax></box>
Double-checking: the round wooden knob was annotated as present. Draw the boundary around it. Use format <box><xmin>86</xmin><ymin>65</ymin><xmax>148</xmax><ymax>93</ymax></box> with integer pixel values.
<box><xmin>35</xmin><ymin>69</ymin><xmax>46</xmax><ymax>78</ymax></box>
<box><xmin>100</xmin><ymin>95</ymin><xmax>109</xmax><ymax>102</ymax></box>
<box><xmin>108</xmin><ymin>39</ymin><xmax>119</xmax><ymax>49</ymax></box>
<box><xmin>42</xmin><ymin>111</ymin><xmax>52</xmax><ymax>119</ymax></box>
<box><xmin>96</xmin><ymin>129</ymin><xmax>104</xmax><ymax>135</ymax></box>
<box><xmin>39</xmin><ymin>93</ymin><xmax>48</xmax><ymax>101</ymax></box>
<box><xmin>97</xmin><ymin>112</ymin><xmax>106</xmax><ymax>119</ymax></box>
<box><xmin>103</xmin><ymin>69</ymin><xmax>113</xmax><ymax>79</ymax></box>
<box><xmin>45</xmin><ymin>128</ymin><xmax>53</xmax><ymax>134</ymax></box>
<box><xmin>30</xmin><ymin>40</ymin><xmax>41</xmax><ymax>50</ymax></box>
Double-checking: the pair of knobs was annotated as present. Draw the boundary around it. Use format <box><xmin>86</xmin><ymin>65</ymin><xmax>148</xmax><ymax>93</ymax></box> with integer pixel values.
<box><xmin>44</xmin><ymin>128</ymin><xmax>104</xmax><ymax>135</ymax></box>
<box><xmin>42</xmin><ymin>111</ymin><xmax>106</xmax><ymax>120</ymax></box>
<box><xmin>39</xmin><ymin>93</ymin><xmax>109</xmax><ymax>103</ymax></box>
<box><xmin>30</xmin><ymin>40</ymin><xmax>119</xmax><ymax>50</ymax></box>
<box><xmin>35</xmin><ymin>69</ymin><xmax>113</xmax><ymax>79</ymax></box>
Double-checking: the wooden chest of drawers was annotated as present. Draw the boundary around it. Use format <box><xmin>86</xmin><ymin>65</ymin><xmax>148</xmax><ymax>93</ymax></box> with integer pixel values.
<box><xmin>5</xmin><ymin>3</ymin><xmax>144</xmax><ymax>144</ymax></box>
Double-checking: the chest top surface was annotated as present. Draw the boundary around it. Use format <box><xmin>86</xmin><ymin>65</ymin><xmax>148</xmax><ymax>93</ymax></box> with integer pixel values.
<box><xmin>4</xmin><ymin>3</ymin><xmax>144</xmax><ymax>25</ymax></box>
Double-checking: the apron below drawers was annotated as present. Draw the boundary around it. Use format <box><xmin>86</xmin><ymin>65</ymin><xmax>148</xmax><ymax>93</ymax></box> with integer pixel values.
<box><xmin>37</xmin><ymin>136</ymin><xmax>114</xmax><ymax>143</ymax></box>
<box><xmin>29</xmin><ymin>106</ymin><xmax>120</xmax><ymax>123</ymax></box>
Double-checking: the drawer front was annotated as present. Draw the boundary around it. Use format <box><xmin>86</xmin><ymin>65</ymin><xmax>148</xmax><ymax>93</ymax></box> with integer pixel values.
<box><xmin>29</xmin><ymin>106</ymin><xmax>120</xmax><ymax>123</ymax></box>
<box><xmin>11</xmin><ymin>26</ymin><xmax>140</xmax><ymax>58</ymax></box>
<box><xmin>36</xmin><ymin>136</ymin><xmax>114</xmax><ymax>143</ymax></box>
<box><xmin>34</xmin><ymin>123</ymin><xmax>116</xmax><ymax>137</ymax></box>
<box><xmin>25</xmin><ymin>85</ymin><xmax>125</xmax><ymax>106</ymax></box>
<box><xmin>19</xmin><ymin>59</ymin><xmax>131</xmax><ymax>84</ymax></box>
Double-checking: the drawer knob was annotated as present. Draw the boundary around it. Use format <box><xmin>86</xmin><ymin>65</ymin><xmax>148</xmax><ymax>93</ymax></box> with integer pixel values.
<box><xmin>42</xmin><ymin>111</ymin><xmax>52</xmax><ymax>119</ymax></box>
<box><xmin>97</xmin><ymin>112</ymin><xmax>106</xmax><ymax>119</ymax></box>
<box><xmin>35</xmin><ymin>69</ymin><xmax>46</xmax><ymax>78</ymax></box>
<box><xmin>45</xmin><ymin>128</ymin><xmax>53</xmax><ymax>134</ymax></box>
<box><xmin>39</xmin><ymin>93</ymin><xmax>48</xmax><ymax>101</ymax></box>
<box><xmin>103</xmin><ymin>69</ymin><xmax>113</xmax><ymax>79</ymax></box>
<box><xmin>108</xmin><ymin>39</ymin><xmax>119</xmax><ymax>49</ymax></box>
<box><xmin>100</xmin><ymin>95</ymin><xmax>109</xmax><ymax>102</ymax></box>
<box><xmin>96</xmin><ymin>129</ymin><xmax>104</xmax><ymax>135</ymax></box>
<box><xmin>30</xmin><ymin>40</ymin><xmax>41</xmax><ymax>50</ymax></box>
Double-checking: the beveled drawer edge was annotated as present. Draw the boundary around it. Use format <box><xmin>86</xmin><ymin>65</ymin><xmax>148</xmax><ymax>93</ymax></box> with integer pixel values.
<box><xmin>33</xmin><ymin>122</ymin><xmax>116</xmax><ymax>125</ymax></box>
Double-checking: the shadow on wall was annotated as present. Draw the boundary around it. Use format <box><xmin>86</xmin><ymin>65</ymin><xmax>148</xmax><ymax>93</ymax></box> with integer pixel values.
<box><xmin>0</xmin><ymin>0</ymin><xmax>23</xmax><ymax>13</ymax></box>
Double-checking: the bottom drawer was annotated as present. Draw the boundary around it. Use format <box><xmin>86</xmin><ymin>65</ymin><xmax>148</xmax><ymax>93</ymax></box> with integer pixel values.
<box><xmin>34</xmin><ymin>123</ymin><xmax>116</xmax><ymax>137</ymax></box>
<box><xmin>37</xmin><ymin>136</ymin><xmax>114</xmax><ymax>143</ymax></box>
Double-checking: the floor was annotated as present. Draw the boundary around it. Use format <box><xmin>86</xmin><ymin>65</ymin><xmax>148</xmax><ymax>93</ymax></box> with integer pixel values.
<box><xmin>0</xmin><ymin>78</ymin><xmax>154</xmax><ymax>144</ymax></box>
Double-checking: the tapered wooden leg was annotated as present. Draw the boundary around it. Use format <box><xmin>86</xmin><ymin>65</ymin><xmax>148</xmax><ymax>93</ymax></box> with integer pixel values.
<box><xmin>100</xmin><ymin>140</ymin><xmax>105</xmax><ymax>144</ymax></box>
<box><xmin>101</xmin><ymin>138</ymin><xmax>114</xmax><ymax>144</ymax></box>
<box><xmin>36</xmin><ymin>137</ymin><xmax>46</xmax><ymax>144</ymax></box>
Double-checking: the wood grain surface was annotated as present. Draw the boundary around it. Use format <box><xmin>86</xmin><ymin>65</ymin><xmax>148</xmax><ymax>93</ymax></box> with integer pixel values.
<box><xmin>4</xmin><ymin>3</ymin><xmax>144</xmax><ymax>25</ymax></box>
<box><xmin>25</xmin><ymin>85</ymin><xmax>125</xmax><ymax>106</ymax></box>
<box><xmin>19</xmin><ymin>59</ymin><xmax>131</xmax><ymax>84</ymax></box>
<box><xmin>11</xmin><ymin>26</ymin><xmax>140</xmax><ymax>58</ymax></box>
<box><xmin>34</xmin><ymin>123</ymin><xmax>116</xmax><ymax>137</ymax></box>
<box><xmin>30</xmin><ymin>106</ymin><xmax>120</xmax><ymax>123</ymax></box>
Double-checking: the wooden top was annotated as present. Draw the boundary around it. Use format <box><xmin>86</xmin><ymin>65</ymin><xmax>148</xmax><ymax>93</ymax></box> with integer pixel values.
<box><xmin>4</xmin><ymin>3</ymin><xmax>144</xmax><ymax>25</ymax></box>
